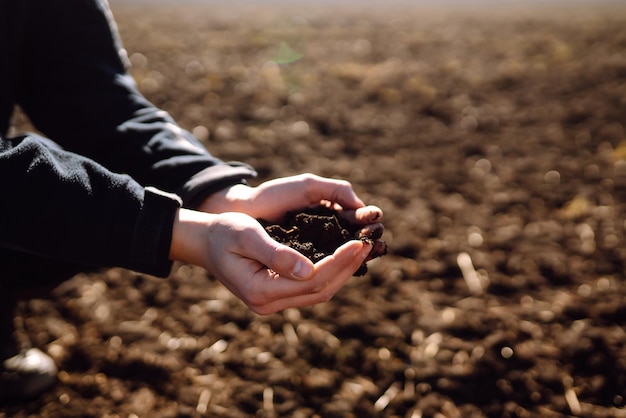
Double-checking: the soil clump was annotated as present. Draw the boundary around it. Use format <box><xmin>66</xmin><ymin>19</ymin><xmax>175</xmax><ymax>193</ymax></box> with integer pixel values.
<box><xmin>260</xmin><ymin>206</ymin><xmax>387</xmax><ymax>276</ymax></box>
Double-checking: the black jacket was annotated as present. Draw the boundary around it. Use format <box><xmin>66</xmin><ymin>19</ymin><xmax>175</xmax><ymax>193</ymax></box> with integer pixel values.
<box><xmin>0</xmin><ymin>0</ymin><xmax>257</xmax><ymax>279</ymax></box>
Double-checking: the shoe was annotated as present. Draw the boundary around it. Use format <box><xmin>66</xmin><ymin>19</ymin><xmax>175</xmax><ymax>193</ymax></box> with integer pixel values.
<box><xmin>0</xmin><ymin>294</ymin><xmax>57</xmax><ymax>402</ymax></box>
<box><xmin>0</xmin><ymin>347</ymin><xmax>58</xmax><ymax>401</ymax></box>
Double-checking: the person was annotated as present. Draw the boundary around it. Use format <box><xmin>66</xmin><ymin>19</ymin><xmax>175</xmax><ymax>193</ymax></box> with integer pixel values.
<box><xmin>0</xmin><ymin>0</ymin><xmax>383</xmax><ymax>401</ymax></box>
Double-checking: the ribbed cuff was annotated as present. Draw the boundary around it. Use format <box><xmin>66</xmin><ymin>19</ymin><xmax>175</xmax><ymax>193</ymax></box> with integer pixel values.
<box><xmin>130</xmin><ymin>186</ymin><xmax>182</xmax><ymax>277</ymax></box>
<box><xmin>178</xmin><ymin>162</ymin><xmax>257</xmax><ymax>208</ymax></box>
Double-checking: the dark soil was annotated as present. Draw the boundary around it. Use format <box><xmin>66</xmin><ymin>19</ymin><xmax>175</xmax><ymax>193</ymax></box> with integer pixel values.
<box><xmin>260</xmin><ymin>206</ymin><xmax>387</xmax><ymax>276</ymax></box>
<box><xmin>3</xmin><ymin>2</ymin><xmax>626</xmax><ymax>418</ymax></box>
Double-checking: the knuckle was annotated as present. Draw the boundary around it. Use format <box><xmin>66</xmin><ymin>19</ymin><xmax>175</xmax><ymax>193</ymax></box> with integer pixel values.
<box><xmin>300</xmin><ymin>174</ymin><xmax>318</xmax><ymax>195</ymax></box>
<box><xmin>298</xmin><ymin>172</ymin><xmax>318</xmax><ymax>183</ymax></box>
<box><xmin>244</xmin><ymin>289</ymin><xmax>269</xmax><ymax>308</ymax></box>
<box><xmin>267</xmin><ymin>245</ymin><xmax>283</xmax><ymax>269</ymax></box>
<box><xmin>309</xmin><ymin>283</ymin><xmax>325</xmax><ymax>294</ymax></box>
<box><xmin>249</xmin><ymin>304</ymin><xmax>275</xmax><ymax>316</ymax></box>
<box><xmin>318</xmin><ymin>290</ymin><xmax>334</xmax><ymax>303</ymax></box>
<box><xmin>335</xmin><ymin>179</ymin><xmax>351</xmax><ymax>189</ymax></box>
<box><xmin>309</xmin><ymin>282</ymin><xmax>334</xmax><ymax>302</ymax></box>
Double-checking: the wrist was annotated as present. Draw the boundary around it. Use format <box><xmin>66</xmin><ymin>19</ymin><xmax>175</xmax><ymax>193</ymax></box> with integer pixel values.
<box><xmin>169</xmin><ymin>208</ymin><xmax>208</xmax><ymax>265</ymax></box>
<box><xmin>196</xmin><ymin>183</ymin><xmax>253</xmax><ymax>214</ymax></box>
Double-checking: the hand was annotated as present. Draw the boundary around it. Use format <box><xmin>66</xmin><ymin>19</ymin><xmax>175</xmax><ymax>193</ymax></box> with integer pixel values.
<box><xmin>196</xmin><ymin>173</ymin><xmax>383</xmax><ymax>226</ymax></box>
<box><xmin>169</xmin><ymin>209</ymin><xmax>373</xmax><ymax>314</ymax></box>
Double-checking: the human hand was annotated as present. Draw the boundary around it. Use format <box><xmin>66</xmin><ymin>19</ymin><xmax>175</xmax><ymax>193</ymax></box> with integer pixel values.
<box><xmin>169</xmin><ymin>209</ymin><xmax>372</xmax><ymax>314</ymax></box>
<box><xmin>196</xmin><ymin>173</ymin><xmax>383</xmax><ymax>231</ymax></box>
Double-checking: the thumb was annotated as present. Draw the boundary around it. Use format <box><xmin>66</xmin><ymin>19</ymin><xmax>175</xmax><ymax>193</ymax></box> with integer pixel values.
<box><xmin>264</xmin><ymin>242</ymin><xmax>315</xmax><ymax>281</ymax></box>
<box><xmin>246</xmin><ymin>226</ymin><xmax>314</xmax><ymax>280</ymax></box>
<box><xmin>226</xmin><ymin>213</ymin><xmax>315</xmax><ymax>281</ymax></box>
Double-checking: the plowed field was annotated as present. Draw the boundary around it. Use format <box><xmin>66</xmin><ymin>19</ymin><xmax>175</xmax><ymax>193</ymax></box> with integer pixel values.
<box><xmin>3</xmin><ymin>2</ymin><xmax>626</xmax><ymax>417</ymax></box>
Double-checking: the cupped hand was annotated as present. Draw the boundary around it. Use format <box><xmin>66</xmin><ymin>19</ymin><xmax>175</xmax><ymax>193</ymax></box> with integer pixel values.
<box><xmin>196</xmin><ymin>173</ymin><xmax>383</xmax><ymax>226</ymax></box>
<box><xmin>169</xmin><ymin>209</ymin><xmax>372</xmax><ymax>314</ymax></box>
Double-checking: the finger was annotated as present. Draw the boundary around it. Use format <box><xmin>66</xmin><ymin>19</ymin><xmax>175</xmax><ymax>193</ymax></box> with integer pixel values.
<box><xmin>364</xmin><ymin>239</ymin><xmax>388</xmax><ymax>262</ymax></box>
<box><xmin>337</xmin><ymin>205</ymin><xmax>383</xmax><ymax>225</ymax></box>
<box><xmin>311</xmin><ymin>240</ymin><xmax>372</xmax><ymax>294</ymax></box>
<box><xmin>247</xmin><ymin>240</ymin><xmax>367</xmax><ymax>305</ymax></box>
<box><xmin>249</xmin><ymin>240</ymin><xmax>372</xmax><ymax>314</ymax></box>
<box><xmin>221</xmin><ymin>216</ymin><xmax>315</xmax><ymax>281</ymax></box>
<box><xmin>248</xmin><ymin>174</ymin><xmax>368</xmax><ymax>222</ymax></box>
<box><xmin>355</xmin><ymin>223</ymin><xmax>385</xmax><ymax>240</ymax></box>
<box><xmin>258</xmin><ymin>237</ymin><xmax>315</xmax><ymax>281</ymax></box>
<box><xmin>299</xmin><ymin>174</ymin><xmax>365</xmax><ymax>210</ymax></box>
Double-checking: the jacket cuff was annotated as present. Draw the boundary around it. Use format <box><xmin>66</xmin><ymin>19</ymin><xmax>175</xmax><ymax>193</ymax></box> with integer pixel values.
<box><xmin>178</xmin><ymin>162</ymin><xmax>258</xmax><ymax>208</ymax></box>
<box><xmin>130</xmin><ymin>186</ymin><xmax>182</xmax><ymax>277</ymax></box>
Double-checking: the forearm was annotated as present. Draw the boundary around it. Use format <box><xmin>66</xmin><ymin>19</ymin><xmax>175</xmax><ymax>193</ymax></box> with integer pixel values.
<box><xmin>16</xmin><ymin>0</ymin><xmax>256</xmax><ymax>203</ymax></box>
<box><xmin>0</xmin><ymin>134</ymin><xmax>179</xmax><ymax>277</ymax></box>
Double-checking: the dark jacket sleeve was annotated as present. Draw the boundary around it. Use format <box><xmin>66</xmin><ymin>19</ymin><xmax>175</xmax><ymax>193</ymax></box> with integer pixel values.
<box><xmin>0</xmin><ymin>0</ymin><xmax>257</xmax><ymax>278</ymax></box>
<box><xmin>0</xmin><ymin>133</ymin><xmax>181</xmax><ymax>277</ymax></box>
<box><xmin>15</xmin><ymin>0</ymin><xmax>256</xmax><ymax>206</ymax></box>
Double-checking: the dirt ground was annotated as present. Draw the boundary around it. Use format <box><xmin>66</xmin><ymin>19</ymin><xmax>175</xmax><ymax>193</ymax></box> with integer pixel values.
<box><xmin>3</xmin><ymin>2</ymin><xmax>626</xmax><ymax>417</ymax></box>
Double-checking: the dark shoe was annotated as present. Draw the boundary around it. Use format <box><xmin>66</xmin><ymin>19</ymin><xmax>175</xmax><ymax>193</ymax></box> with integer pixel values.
<box><xmin>0</xmin><ymin>347</ymin><xmax>58</xmax><ymax>401</ymax></box>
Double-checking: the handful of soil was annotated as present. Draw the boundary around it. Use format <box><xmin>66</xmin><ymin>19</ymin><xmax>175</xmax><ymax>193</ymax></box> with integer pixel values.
<box><xmin>260</xmin><ymin>206</ymin><xmax>387</xmax><ymax>276</ymax></box>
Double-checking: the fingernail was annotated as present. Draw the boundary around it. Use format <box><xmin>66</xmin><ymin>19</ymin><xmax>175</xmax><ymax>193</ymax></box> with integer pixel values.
<box><xmin>293</xmin><ymin>260</ymin><xmax>313</xmax><ymax>280</ymax></box>
<box><xmin>356</xmin><ymin>241</ymin><xmax>372</xmax><ymax>258</ymax></box>
<box><xmin>364</xmin><ymin>242</ymin><xmax>373</xmax><ymax>258</ymax></box>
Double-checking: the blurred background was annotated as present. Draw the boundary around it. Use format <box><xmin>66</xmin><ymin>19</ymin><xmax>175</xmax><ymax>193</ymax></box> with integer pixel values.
<box><xmin>3</xmin><ymin>1</ymin><xmax>626</xmax><ymax>417</ymax></box>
